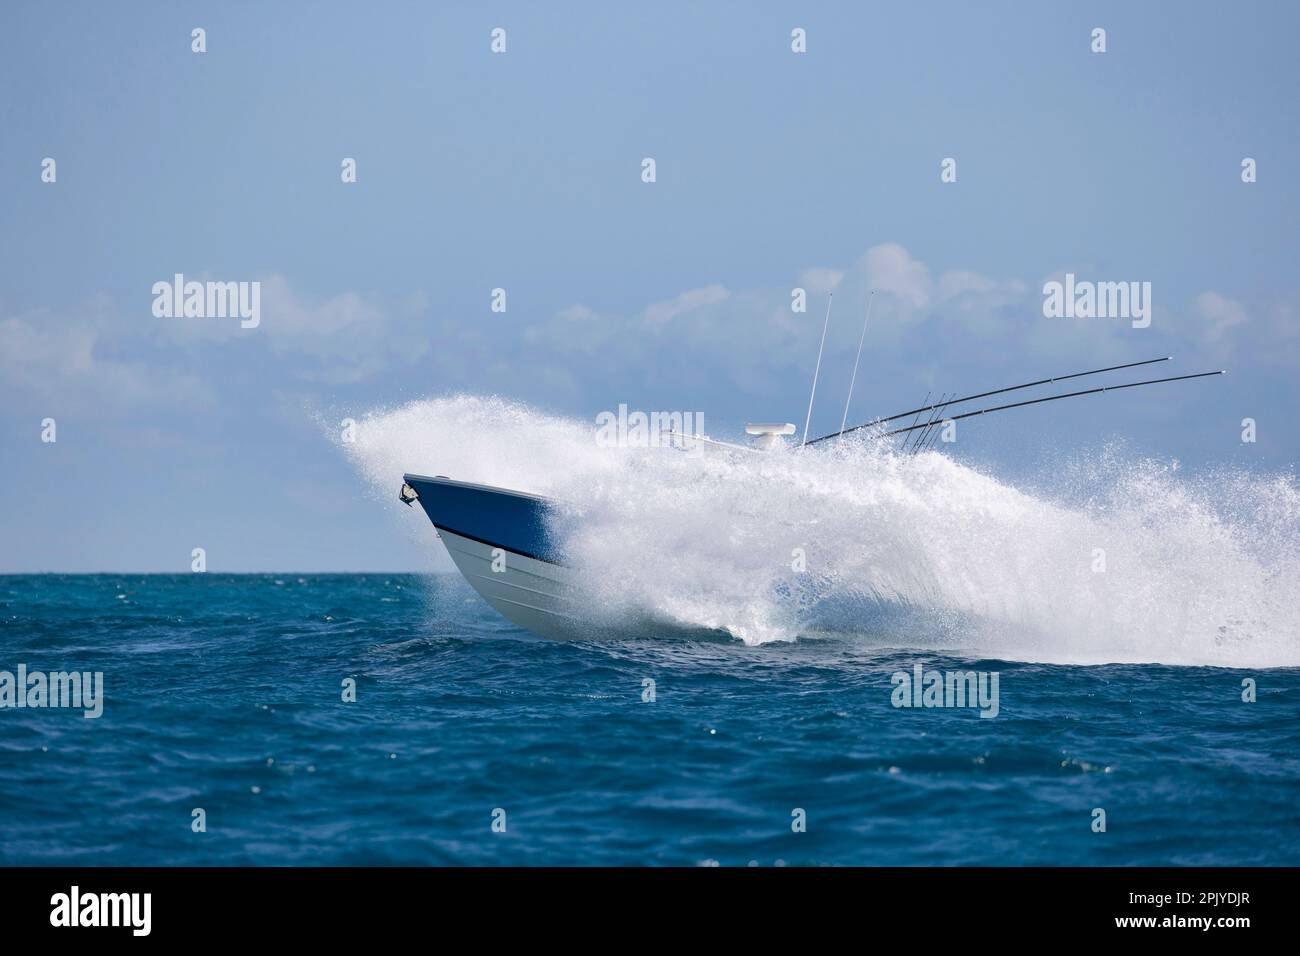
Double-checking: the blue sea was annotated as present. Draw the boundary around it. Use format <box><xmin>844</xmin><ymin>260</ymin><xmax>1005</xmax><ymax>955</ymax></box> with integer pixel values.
<box><xmin>1</xmin><ymin>573</ymin><xmax>1297</xmax><ymax>866</ymax></box>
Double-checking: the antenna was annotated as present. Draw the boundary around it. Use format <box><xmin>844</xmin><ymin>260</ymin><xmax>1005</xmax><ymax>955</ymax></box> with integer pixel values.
<box><xmin>801</xmin><ymin>293</ymin><xmax>834</xmax><ymax>447</ymax></box>
<box><xmin>839</xmin><ymin>290</ymin><xmax>875</xmax><ymax>436</ymax></box>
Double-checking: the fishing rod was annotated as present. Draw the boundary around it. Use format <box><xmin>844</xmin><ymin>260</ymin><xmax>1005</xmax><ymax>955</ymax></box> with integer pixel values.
<box><xmin>874</xmin><ymin>370</ymin><xmax>1225</xmax><ymax>440</ymax></box>
<box><xmin>923</xmin><ymin>406</ymin><xmax>951</xmax><ymax>452</ymax></box>
<box><xmin>919</xmin><ymin>393</ymin><xmax>956</xmax><ymax>453</ymax></box>
<box><xmin>907</xmin><ymin>392</ymin><xmax>950</xmax><ymax>454</ymax></box>
<box><xmin>901</xmin><ymin>390</ymin><xmax>931</xmax><ymax>452</ymax></box>
<box><xmin>807</xmin><ymin>355</ymin><xmax>1172</xmax><ymax>445</ymax></box>
<box><xmin>923</xmin><ymin>405</ymin><xmax>953</xmax><ymax>452</ymax></box>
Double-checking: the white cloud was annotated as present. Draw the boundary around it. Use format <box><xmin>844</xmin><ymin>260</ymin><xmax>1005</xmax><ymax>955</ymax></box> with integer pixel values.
<box><xmin>0</xmin><ymin>273</ymin><xmax>432</xmax><ymax>418</ymax></box>
<box><xmin>1189</xmin><ymin>291</ymin><xmax>1248</xmax><ymax>346</ymax></box>
<box><xmin>798</xmin><ymin>267</ymin><xmax>845</xmax><ymax>295</ymax></box>
<box><xmin>557</xmin><ymin>304</ymin><xmax>596</xmax><ymax>322</ymax></box>
<box><xmin>524</xmin><ymin>244</ymin><xmax>1042</xmax><ymax>375</ymax></box>
<box><xmin>939</xmin><ymin>269</ymin><xmax>998</xmax><ymax>299</ymax></box>
<box><xmin>642</xmin><ymin>284</ymin><xmax>730</xmax><ymax>325</ymax></box>
<box><xmin>861</xmin><ymin>242</ymin><xmax>931</xmax><ymax>310</ymax></box>
<box><xmin>153</xmin><ymin>273</ymin><xmax>426</xmax><ymax>384</ymax></box>
<box><xmin>0</xmin><ymin>315</ymin><xmax>212</xmax><ymax>413</ymax></box>
<box><xmin>257</xmin><ymin>275</ymin><xmax>425</xmax><ymax>383</ymax></box>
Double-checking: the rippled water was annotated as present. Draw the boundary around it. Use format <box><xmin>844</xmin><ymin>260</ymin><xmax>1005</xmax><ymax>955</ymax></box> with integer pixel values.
<box><xmin>2</xmin><ymin>573</ymin><xmax>1297</xmax><ymax>865</ymax></box>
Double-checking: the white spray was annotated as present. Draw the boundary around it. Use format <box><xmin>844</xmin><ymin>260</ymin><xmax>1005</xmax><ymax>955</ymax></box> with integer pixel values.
<box><xmin>341</xmin><ymin>395</ymin><xmax>1300</xmax><ymax>668</ymax></box>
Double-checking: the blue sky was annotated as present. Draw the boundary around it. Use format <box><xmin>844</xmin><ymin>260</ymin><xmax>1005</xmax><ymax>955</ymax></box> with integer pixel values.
<box><xmin>1</xmin><ymin>0</ymin><xmax>1297</xmax><ymax>572</ymax></box>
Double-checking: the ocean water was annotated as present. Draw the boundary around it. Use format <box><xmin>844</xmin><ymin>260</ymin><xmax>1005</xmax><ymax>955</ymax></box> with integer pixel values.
<box><xmin>2</xmin><ymin>572</ymin><xmax>1298</xmax><ymax>866</ymax></box>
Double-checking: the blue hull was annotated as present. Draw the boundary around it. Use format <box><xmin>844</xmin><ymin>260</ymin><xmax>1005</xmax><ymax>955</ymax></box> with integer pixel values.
<box><xmin>402</xmin><ymin>474</ymin><xmax>564</xmax><ymax>566</ymax></box>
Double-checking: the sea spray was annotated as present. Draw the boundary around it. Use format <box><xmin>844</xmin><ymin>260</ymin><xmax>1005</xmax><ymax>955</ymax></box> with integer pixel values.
<box><xmin>339</xmin><ymin>395</ymin><xmax>1300</xmax><ymax>667</ymax></box>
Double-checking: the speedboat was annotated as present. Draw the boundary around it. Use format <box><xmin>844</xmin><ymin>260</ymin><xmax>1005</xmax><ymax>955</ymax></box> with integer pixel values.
<box><xmin>397</xmin><ymin>295</ymin><xmax>1223</xmax><ymax>639</ymax></box>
